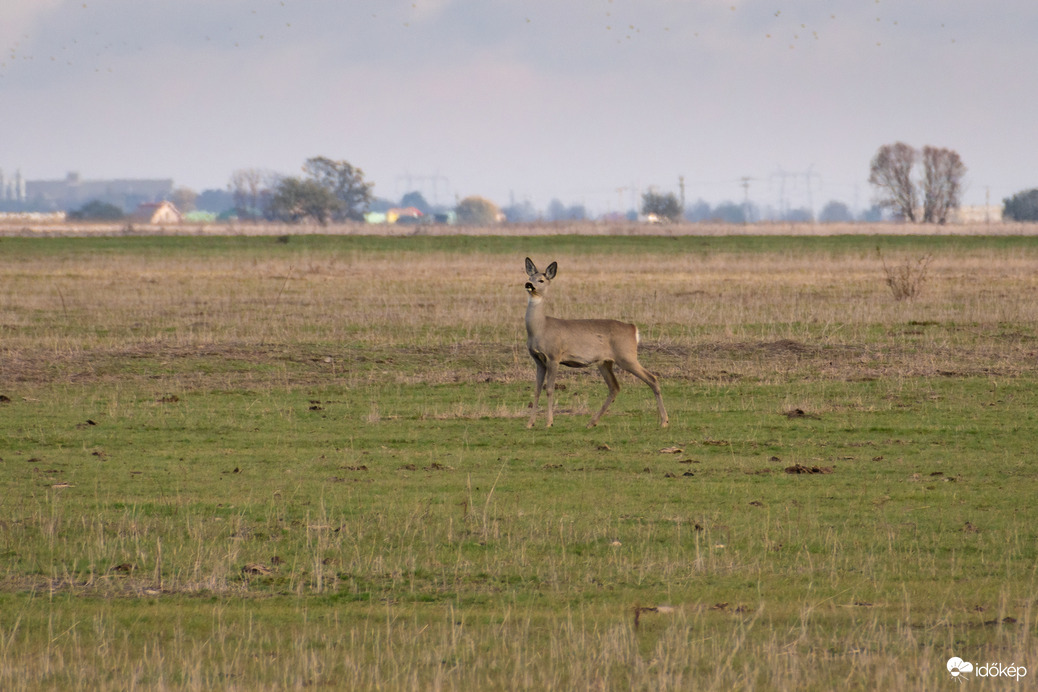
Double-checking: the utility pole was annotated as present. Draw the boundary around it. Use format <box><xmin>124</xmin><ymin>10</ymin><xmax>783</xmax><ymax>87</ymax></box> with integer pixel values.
<box><xmin>616</xmin><ymin>186</ymin><xmax>629</xmax><ymax>215</ymax></box>
<box><xmin>802</xmin><ymin>166</ymin><xmax>821</xmax><ymax>222</ymax></box>
<box><xmin>740</xmin><ymin>176</ymin><xmax>754</xmax><ymax>223</ymax></box>
<box><xmin>771</xmin><ymin>168</ymin><xmax>790</xmax><ymax>219</ymax></box>
<box><xmin>678</xmin><ymin>175</ymin><xmax>686</xmax><ymax>213</ymax></box>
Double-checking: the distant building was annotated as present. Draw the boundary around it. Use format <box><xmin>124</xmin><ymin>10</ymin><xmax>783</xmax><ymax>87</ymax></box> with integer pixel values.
<box><xmin>0</xmin><ymin>211</ymin><xmax>65</xmax><ymax>223</ymax></box>
<box><xmin>952</xmin><ymin>205</ymin><xmax>1003</xmax><ymax>224</ymax></box>
<box><xmin>0</xmin><ymin>169</ymin><xmax>27</xmax><ymax>202</ymax></box>
<box><xmin>23</xmin><ymin>172</ymin><xmax>174</xmax><ymax>212</ymax></box>
<box><xmin>386</xmin><ymin>207</ymin><xmax>424</xmax><ymax>224</ymax></box>
<box><xmin>132</xmin><ymin>201</ymin><xmax>182</xmax><ymax>224</ymax></box>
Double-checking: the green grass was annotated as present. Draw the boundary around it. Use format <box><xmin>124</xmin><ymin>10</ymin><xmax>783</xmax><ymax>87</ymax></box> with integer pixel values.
<box><xmin>1</xmin><ymin>234</ymin><xmax>1036</xmax><ymax>690</ymax></box>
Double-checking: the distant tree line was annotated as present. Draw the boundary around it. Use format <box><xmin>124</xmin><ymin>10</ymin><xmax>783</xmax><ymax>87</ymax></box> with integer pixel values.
<box><xmin>221</xmin><ymin>157</ymin><xmax>508</xmax><ymax>226</ymax></box>
<box><xmin>635</xmin><ymin>191</ymin><xmax>878</xmax><ymax>224</ymax></box>
<box><xmin>1003</xmin><ymin>189</ymin><xmax>1038</xmax><ymax>221</ymax></box>
<box><xmin>66</xmin><ymin>200</ymin><xmax>124</xmax><ymax>221</ymax></box>
<box><xmin>55</xmin><ymin>143</ymin><xmax>1038</xmax><ymax>226</ymax></box>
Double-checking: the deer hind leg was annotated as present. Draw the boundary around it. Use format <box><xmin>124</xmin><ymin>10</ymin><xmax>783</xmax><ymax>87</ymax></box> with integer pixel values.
<box><xmin>527</xmin><ymin>360</ymin><xmax>546</xmax><ymax>428</ymax></box>
<box><xmin>588</xmin><ymin>361</ymin><xmax>621</xmax><ymax>428</ymax></box>
<box><xmin>617</xmin><ymin>357</ymin><xmax>669</xmax><ymax>428</ymax></box>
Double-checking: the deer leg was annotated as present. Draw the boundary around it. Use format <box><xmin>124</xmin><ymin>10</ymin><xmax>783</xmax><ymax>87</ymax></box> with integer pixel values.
<box><xmin>588</xmin><ymin>361</ymin><xmax>621</xmax><ymax>428</ymax></box>
<box><xmin>527</xmin><ymin>360</ymin><xmax>546</xmax><ymax>428</ymax></box>
<box><xmin>543</xmin><ymin>361</ymin><xmax>559</xmax><ymax>427</ymax></box>
<box><xmin>618</xmin><ymin>358</ymin><xmax>669</xmax><ymax>428</ymax></box>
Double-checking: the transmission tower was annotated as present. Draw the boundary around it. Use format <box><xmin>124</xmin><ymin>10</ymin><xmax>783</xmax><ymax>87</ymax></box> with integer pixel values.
<box><xmin>395</xmin><ymin>173</ymin><xmax>451</xmax><ymax>205</ymax></box>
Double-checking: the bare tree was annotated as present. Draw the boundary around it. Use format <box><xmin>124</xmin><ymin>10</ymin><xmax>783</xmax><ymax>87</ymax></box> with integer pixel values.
<box><xmin>868</xmin><ymin>142</ymin><xmax>918</xmax><ymax>221</ymax></box>
<box><xmin>868</xmin><ymin>143</ymin><xmax>967</xmax><ymax>224</ymax></box>
<box><xmin>921</xmin><ymin>146</ymin><xmax>966</xmax><ymax>224</ymax></box>
<box><xmin>229</xmin><ymin>168</ymin><xmax>276</xmax><ymax>221</ymax></box>
<box><xmin>170</xmin><ymin>187</ymin><xmax>198</xmax><ymax>213</ymax></box>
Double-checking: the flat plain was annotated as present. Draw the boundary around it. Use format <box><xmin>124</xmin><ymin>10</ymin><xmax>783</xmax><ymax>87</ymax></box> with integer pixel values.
<box><xmin>1</xmin><ymin>231</ymin><xmax>1036</xmax><ymax>690</ymax></box>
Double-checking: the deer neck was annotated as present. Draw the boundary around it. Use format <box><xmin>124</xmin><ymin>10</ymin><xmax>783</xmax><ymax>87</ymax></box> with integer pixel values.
<box><xmin>525</xmin><ymin>293</ymin><xmax>549</xmax><ymax>336</ymax></box>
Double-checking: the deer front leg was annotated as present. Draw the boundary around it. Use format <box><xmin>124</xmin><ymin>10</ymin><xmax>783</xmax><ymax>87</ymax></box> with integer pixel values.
<box><xmin>543</xmin><ymin>361</ymin><xmax>559</xmax><ymax>427</ymax></box>
<box><xmin>527</xmin><ymin>360</ymin><xmax>546</xmax><ymax>428</ymax></box>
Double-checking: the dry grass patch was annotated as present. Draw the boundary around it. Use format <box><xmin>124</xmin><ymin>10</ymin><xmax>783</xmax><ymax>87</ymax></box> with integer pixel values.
<box><xmin>4</xmin><ymin>239</ymin><xmax>1038</xmax><ymax>391</ymax></box>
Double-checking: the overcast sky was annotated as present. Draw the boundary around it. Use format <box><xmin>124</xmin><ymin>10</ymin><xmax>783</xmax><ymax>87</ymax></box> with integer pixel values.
<box><xmin>2</xmin><ymin>1</ymin><xmax>1035</xmax><ymax>215</ymax></box>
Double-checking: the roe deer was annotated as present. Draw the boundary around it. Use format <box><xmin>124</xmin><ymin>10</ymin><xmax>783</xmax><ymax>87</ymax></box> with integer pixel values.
<box><xmin>523</xmin><ymin>257</ymin><xmax>668</xmax><ymax>428</ymax></box>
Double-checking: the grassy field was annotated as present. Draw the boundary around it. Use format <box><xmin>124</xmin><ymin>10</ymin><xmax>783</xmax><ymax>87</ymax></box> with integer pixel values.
<box><xmin>1</xmin><ymin>233</ymin><xmax>1036</xmax><ymax>690</ymax></box>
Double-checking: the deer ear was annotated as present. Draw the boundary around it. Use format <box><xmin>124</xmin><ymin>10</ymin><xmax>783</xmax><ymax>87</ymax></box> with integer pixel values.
<box><xmin>525</xmin><ymin>257</ymin><xmax>537</xmax><ymax>276</ymax></box>
<box><xmin>545</xmin><ymin>262</ymin><xmax>557</xmax><ymax>280</ymax></box>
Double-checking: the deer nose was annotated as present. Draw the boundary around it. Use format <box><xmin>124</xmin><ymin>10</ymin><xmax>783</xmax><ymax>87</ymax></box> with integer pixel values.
<box><xmin>525</xmin><ymin>282</ymin><xmax>534</xmax><ymax>291</ymax></box>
